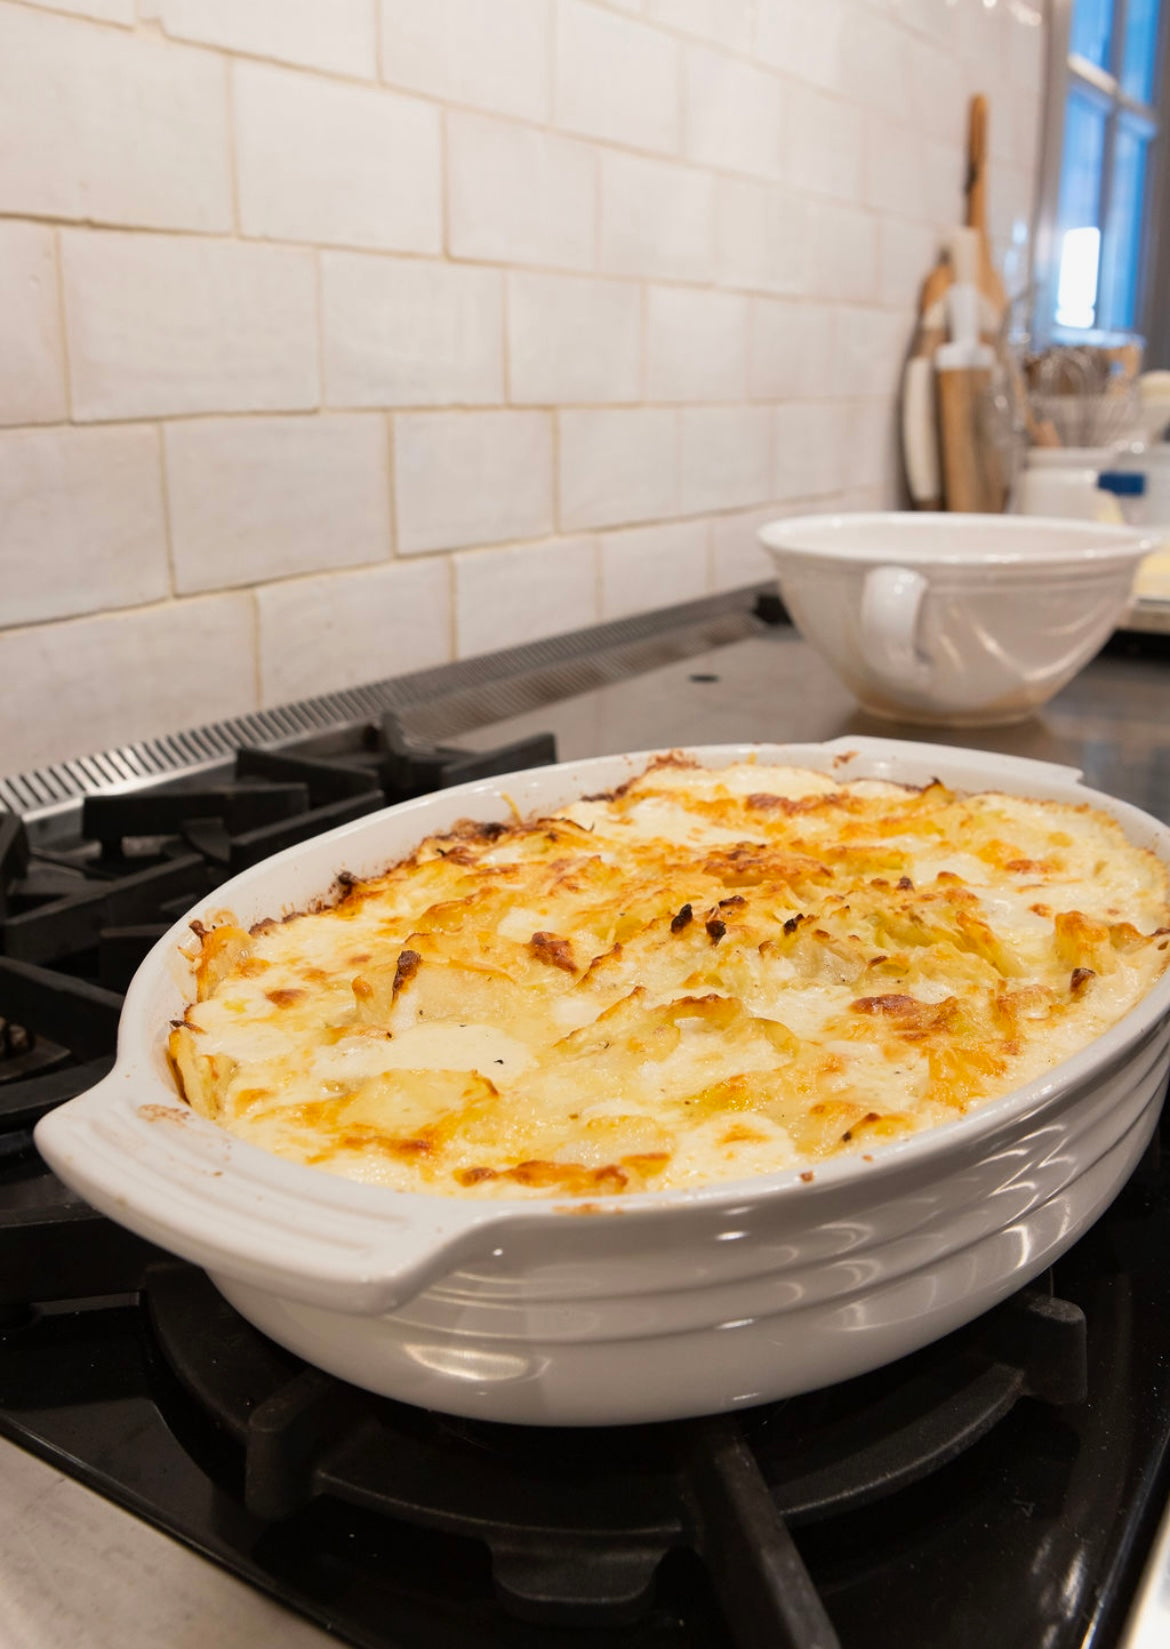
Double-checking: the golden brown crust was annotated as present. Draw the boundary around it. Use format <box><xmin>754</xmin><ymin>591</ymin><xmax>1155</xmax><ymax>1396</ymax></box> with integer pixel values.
<box><xmin>174</xmin><ymin>761</ymin><xmax>1170</xmax><ymax>1198</ymax></box>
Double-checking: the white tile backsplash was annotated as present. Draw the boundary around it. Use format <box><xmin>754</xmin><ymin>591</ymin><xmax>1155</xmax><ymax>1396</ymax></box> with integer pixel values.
<box><xmin>447</xmin><ymin>111</ymin><xmax>597</xmax><ymax>271</ymax></box>
<box><xmin>0</xmin><ymin>424</ymin><xmax>168</xmax><ymax>625</ymax></box>
<box><xmin>559</xmin><ymin>407</ymin><xmax>678</xmax><ymax>530</ymax></box>
<box><xmin>646</xmin><ymin>286</ymin><xmax>748</xmax><ymax>403</ymax></box>
<box><xmin>678</xmin><ymin>405</ymin><xmax>772</xmax><ymax>513</ymax></box>
<box><xmin>21</xmin><ymin>0</ymin><xmax>134</xmax><ymax>19</ymax></box>
<box><xmin>0</xmin><ymin>222</ymin><xmax>67</xmax><ymax>427</ymax></box>
<box><xmin>380</xmin><ymin>0</ymin><xmax>550</xmax><ymax>122</ymax></box>
<box><xmin>785</xmin><ymin>83</ymin><xmax>864</xmax><ymax>202</ymax></box>
<box><xmin>0</xmin><ymin>4</ymin><xmax>231</xmax><ymax>232</ymax></box>
<box><xmin>749</xmin><ymin>299</ymin><xmax>834</xmax><ymax>401</ymax></box>
<box><xmin>234</xmin><ymin>62</ymin><xmax>441</xmax><ymax>253</ymax></box>
<box><xmin>555</xmin><ymin>0</ymin><xmax>680</xmax><ymax>156</ymax></box>
<box><xmin>599</xmin><ymin>519</ymin><xmax>709</xmax><ymax>619</ymax></box>
<box><xmin>454</xmin><ymin>536</ymin><xmax>598</xmax><ymax>656</ymax></box>
<box><xmin>713</xmin><ymin>177</ymin><xmax>810</xmax><ymax>297</ymax></box>
<box><xmin>756</xmin><ymin>0</ymin><xmax>846</xmax><ymax>89</ymax></box>
<box><xmin>0</xmin><ymin>0</ymin><xmax>1047</xmax><ymax>770</ymax></box>
<box><xmin>159</xmin><ymin>0</ymin><xmax>377</xmax><ymax>78</ymax></box>
<box><xmin>773</xmin><ymin>401</ymin><xmax>849</xmax><ymax>500</ymax></box>
<box><xmin>394</xmin><ymin>410</ymin><xmax>555</xmax><ymax>553</ymax></box>
<box><xmin>165</xmin><ymin>414</ymin><xmax>391</xmax><ymax>593</ymax></box>
<box><xmin>507</xmin><ymin>271</ymin><xmax>642</xmax><ymax>405</ymax></box>
<box><xmin>323</xmin><ymin>253</ymin><xmax>503</xmax><ymax>407</ymax></box>
<box><xmin>683</xmin><ymin>46</ymin><xmax>786</xmax><ymax>180</ymax></box>
<box><xmin>62</xmin><ymin>231</ymin><xmax>319</xmax><ymax>420</ymax></box>
<box><xmin>648</xmin><ymin>0</ymin><xmax>754</xmax><ymax>52</ymax></box>
<box><xmin>865</xmin><ymin>117</ymin><xmax>929</xmax><ymax>219</ymax></box>
<box><xmin>599</xmin><ymin>150</ymin><xmax>714</xmax><ymax>281</ymax></box>
<box><xmin>805</xmin><ymin>201</ymin><xmax>880</xmax><ymax>304</ymax></box>
<box><xmin>257</xmin><ymin>558</ymin><xmax>451</xmax><ymax>704</ymax></box>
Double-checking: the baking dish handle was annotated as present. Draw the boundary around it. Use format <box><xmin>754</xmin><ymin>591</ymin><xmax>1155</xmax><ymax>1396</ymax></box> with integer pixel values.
<box><xmin>35</xmin><ymin>1085</ymin><xmax>508</xmax><ymax>1316</ymax></box>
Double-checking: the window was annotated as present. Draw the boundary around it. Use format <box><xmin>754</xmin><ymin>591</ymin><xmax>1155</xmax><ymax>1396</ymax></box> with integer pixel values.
<box><xmin>1037</xmin><ymin>0</ymin><xmax>1164</xmax><ymax>342</ymax></box>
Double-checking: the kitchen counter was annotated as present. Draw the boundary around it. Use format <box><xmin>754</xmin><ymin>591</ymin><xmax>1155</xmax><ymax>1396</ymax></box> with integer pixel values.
<box><xmin>4</xmin><ymin>605</ymin><xmax>1170</xmax><ymax>1649</ymax></box>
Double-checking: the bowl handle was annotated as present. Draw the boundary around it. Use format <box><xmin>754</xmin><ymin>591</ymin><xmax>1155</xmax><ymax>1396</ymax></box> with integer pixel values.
<box><xmin>859</xmin><ymin>565</ymin><xmax>931</xmax><ymax>689</ymax></box>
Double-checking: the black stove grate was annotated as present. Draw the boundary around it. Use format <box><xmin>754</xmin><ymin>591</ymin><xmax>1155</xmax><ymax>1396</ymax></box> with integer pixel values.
<box><xmin>138</xmin><ymin>1264</ymin><xmax>1088</xmax><ymax>1648</ymax></box>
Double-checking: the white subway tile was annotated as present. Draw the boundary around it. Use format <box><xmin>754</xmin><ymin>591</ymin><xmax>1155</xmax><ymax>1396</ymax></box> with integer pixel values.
<box><xmin>0</xmin><ymin>425</ymin><xmax>168</xmax><ymax>626</ymax></box>
<box><xmin>381</xmin><ymin>0</ymin><xmax>549</xmax><ymax>122</ymax></box>
<box><xmin>648</xmin><ymin>0</ymin><xmax>753</xmax><ymax>51</ymax></box>
<box><xmin>843</xmin><ymin>397</ymin><xmax>898</xmax><ymax>493</ymax></box>
<box><xmin>559</xmin><ymin>408</ymin><xmax>677</xmax><ymax>529</ymax></box>
<box><xmin>508</xmin><ymin>271</ymin><xmax>641</xmax><ymax>405</ymax></box>
<box><xmin>165</xmin><ymin>415</ymin><xmax>390</xmax><ymax>595</ymax></box>
<box><xmin>160</xmin><ymin>0</ymin><xmax>376</xmax><ymax>77</ymax></box>
<box><xmin>785</xmin><ymin>84</ymin><xmax>863</xmax><ymax>202</ymax></box>
<box><xmin>756</xmin><ymin>0</ymin><xmax>844</xmax><ymax>90</ymax></box>
<box><xmin>0</xmin><ymin>594</ymin><xmax>256</xmax><ymax>774</ymax></box>
<box><xmin>879</xmin><ymin>218</ymin><xmax>940</xmax><ymax>311</ymax></box>
<box><xmin>956</xmin><ymin>0</ymin><xmax>1008</xmax><ymax>104</ymax></box>
<box><xmin>833</xmin><ymin>307</ymin><xmax>910</xmax><ymax>399</ymax></box>
<box><xmin>600</xmin><ymin>151</ymin><xmax>713</xmax><ymax>281</ymax></box>
<box><xmin>683</xmin><ymin>46</ymin><xmax>785</xmax><ymax>180</ymax></box>
<box><xmin>18</xmin><ymin>0</ymin><xmax>133</xmax><ymax>20</ymax></box>
<box><xmin>62</xmin><ymin>231</ymin><xmax>319</xmax><ymax>421</ymax></box>
<box><xmin>455</xmin><ymin>537</ymin><xmax>598</xmax><ymax>656</ymax></box>
<box><xmin>234</xmin><ymin>62</ymin><xmax>440</xmax><ymax>254</ymax></box>
<box><xmin>905</xmin><ymin>35</ymin><xmax>966</xmax><ymax>147</ymax></box>
<box><xmin>678</xmin><ymin>405</ymin><xmax>772</xmax><ymax>513</ymax></box>
<box><xmin>257</xmin><ymin>559</ymin><xmax>451</xmax><ymax>705</ymax></box>
<box><xmin>714</xmin><ymin>178</ymin><xmax>811</xmax><ymax>296</ymax></box>
<box><xmin>646</xmin><ymin>286</ymin><xmax>748</xmax><ymax>403</ymax></box>
<box><xmin>555</xmin><ymin>0</ymin><xmax>679</xmax><ymax>155</ymax></box>
<box><xmin>395</xmin><ymin>411</ymin><xmax>554</xmax><ymax>554</ymax></box>
<box><xmin>0</xmin><ymin>222</ymin><xmax>66</xmax><ymax>427</ymax></box>
<box><xmin>0</xmin><ymin>5</ymin><xmax>230</xmax><ymax>232</ymax></box>
<box><xmin>923</xmin><ymin>140</ymin><xmax>964</xmax><ymax>226</ymax></box>
<box><xmin>323</xmin><ymin>254</ymin><xmax>503</xmax><ymax>408</ymax></box>
<box><xmin>448</xmin><ymin>111</ymin><xmax>596</xmax><ymax>272</ymax></box>
<box><xmin>709</xmin><ymin>504</ymin><xmax>779</xmax><ymax>592</ymax></box>
<box><xmin>865</xmin><ymin>117</ymin><xmax>929</xmax><ymax>219</ymax></box>
<box><xmin>838</xmin><ymin>6</ymin><xmax>907</xmax><ymax>121</ymax></box>
<box><xmin>896</xmin><ymin>0</ymin><xmax>958</xmax><ymax>48</ymax></box>
<box><xmin>773</xmin><ymin>402</ymin><xmax>848</xmax><ymax>500</ymax></box>
<box><xmin>806</xmin><ymin>201</ymin><xmax>879</xmax><ymax>303</ymax></box>
<box><xmin>599</xmin><ymin>519</ymin><xmax>708</xmax><ymax>619</ymax></box>
<box><xmin>749</xmin><ymin>300</ymin><xmax>834</xmax><ymax>400</ymax></box>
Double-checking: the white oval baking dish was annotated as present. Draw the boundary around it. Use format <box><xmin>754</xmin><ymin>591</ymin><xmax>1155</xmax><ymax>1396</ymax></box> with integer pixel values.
<box><xmin>34</xmin><ymin>737</ymin><xmax>1170</xmax><ymax>1426</ymax></box>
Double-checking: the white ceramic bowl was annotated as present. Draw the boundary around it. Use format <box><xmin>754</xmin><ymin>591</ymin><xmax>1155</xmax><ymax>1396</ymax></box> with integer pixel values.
<box><xmin>758</xmin><ymin>512</ymin><xmax>1156</xmax><ymax>726</ymax></box>
<box><xmin>34</xmin><ymin>738</ymin><xmax>1170</xmax><ymax>1427</ymax></box>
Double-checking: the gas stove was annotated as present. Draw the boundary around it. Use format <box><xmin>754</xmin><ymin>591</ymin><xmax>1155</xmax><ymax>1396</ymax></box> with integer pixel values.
<box><xmin>3</xmin><ymin>589</ymin><xmax>1170</xmax><ymax>1649</ymax></box>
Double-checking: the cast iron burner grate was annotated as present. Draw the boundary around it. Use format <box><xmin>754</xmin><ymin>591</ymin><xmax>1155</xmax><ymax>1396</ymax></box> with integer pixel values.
<box><xmin>143</xmin><ymin>1264</ymin><xmax>1088</xmax><ymax>1649</ymax></box>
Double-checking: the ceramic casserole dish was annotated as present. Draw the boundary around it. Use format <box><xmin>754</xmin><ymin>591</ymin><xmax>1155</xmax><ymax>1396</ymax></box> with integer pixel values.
<box><xmin>34</xmin><ymin>737</ymin><xmax>1170</xmax><ymax>1426</ymax></box>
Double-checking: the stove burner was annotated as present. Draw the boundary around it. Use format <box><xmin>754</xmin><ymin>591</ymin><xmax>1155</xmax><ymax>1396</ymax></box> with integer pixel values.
<box><xmin>144</xmin><ymin>1264</ymin><xmax>1087</xmax><ymax>1648</ymax></box>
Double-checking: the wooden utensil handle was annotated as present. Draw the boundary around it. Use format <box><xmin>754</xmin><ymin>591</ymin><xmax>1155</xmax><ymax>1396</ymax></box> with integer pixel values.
<box><xmin>967</xmin><ymin>94</ymin><xmax>989</xmax><ymax>233</ymax></box>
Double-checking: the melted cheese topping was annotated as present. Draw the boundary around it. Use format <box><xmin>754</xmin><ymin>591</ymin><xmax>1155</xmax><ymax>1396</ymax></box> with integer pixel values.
<box><xmin>169</xmin><ymin>758</ymin><xmax>1170</xmax><ymax>1199</ymax></box>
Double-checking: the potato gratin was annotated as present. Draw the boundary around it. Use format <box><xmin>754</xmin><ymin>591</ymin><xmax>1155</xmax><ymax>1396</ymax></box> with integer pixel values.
<box><xmin>169</xmin><ymin>758</ymin><xmax>1170</xmax><ymax>1198</ymax></box>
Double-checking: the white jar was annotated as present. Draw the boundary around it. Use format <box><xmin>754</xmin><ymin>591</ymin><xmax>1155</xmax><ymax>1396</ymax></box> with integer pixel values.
<box><xmin>1015</xmin><ymin>447</ymin><xmax>1125</xmax><ymax>523</ymax></box>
